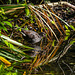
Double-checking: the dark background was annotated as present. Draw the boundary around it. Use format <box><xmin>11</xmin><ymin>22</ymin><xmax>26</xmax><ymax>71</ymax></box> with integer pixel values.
<box><xmin>0</xmin><ymin>0</ymin><xmax>75</xmax><ymax>5</ymax></box>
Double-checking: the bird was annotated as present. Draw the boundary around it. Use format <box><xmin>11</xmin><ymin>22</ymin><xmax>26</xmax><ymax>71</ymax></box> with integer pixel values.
<box><xmin>21</xmin><ymin>29</ymin><xmax>45</xmax><ymax>44</ymax></box>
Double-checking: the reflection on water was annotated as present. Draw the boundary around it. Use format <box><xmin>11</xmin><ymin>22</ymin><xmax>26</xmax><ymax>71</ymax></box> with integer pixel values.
<box><xmin>31</xmin><ymin>45</ymin><xmax>75</xmax><ymax>75</ymax></box>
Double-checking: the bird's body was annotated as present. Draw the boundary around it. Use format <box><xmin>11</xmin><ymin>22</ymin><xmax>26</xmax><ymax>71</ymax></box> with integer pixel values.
<box><xmin>21</xmin><ymin>29</ymin><xmax>42</xmax><ymax>44</ymax></box>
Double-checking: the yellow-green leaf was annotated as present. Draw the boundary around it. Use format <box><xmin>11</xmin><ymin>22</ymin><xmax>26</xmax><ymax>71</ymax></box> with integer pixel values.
<box><xmin>25</xmin><ymin>8</ymin><xmax>29</xmax><ymax>16</ymax></box>
<box><xmin>70</xmin><ymin>25</ymin><xmax>75</xmax><ymax>31</ymax></box>
<box><xmin>0</xmin><ymin>56</ymin><xmax>11</xmax><ymax>65</ymax></box>
<box><xmin>3</xmin><ymin>21</ymin><xmax>12</xmax><ymax>27</ymax></box>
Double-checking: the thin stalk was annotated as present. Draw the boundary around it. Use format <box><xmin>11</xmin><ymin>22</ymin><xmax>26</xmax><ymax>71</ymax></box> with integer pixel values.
<box><xmin>43</xmin><ymin>5</ymin><xmax>63</xmax><ymax>35</ymax></box>
<box><xmin>35</xmin><ymin>14</ymin><xmax>52</xmax><ymax>40</ymax></box>
<box><xmin>35</xmin><ymin>5</ymin><xmax>71</xmax><ymax>28</ymax></box>
<box><xmin>44</xmin><ymin>38</ymin><xmax>63</xmax><ymax>64</ymax></box>
<box><xmin>49</xmin><ymin>43</ymin><xmax>73</xmax><ymax>63</ymax></box>
<box><xmin>29</xmin><ymin>6</ymin><xmax>59</xmax><ymax>42</ymax></box>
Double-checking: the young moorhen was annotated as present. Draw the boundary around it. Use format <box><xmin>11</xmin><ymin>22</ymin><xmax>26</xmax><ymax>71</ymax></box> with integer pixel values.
<box><xmin>21</xmin><ymin>29</ymin><xmax>45</xmax><ymax>44</ymax></box>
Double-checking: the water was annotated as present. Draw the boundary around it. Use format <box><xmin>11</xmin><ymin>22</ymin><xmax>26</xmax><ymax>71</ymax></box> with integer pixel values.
<box><xmin>31</xmin><ymin>45</ymin><xmax>75</xmax><ymax>75</ymax></box>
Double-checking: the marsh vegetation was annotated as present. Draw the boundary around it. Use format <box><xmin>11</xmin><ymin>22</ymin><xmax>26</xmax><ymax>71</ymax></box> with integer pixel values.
<box><xmin>0</xmin><ymin>0</ymin><xmax>75</xmax><ymax>75</ymax></box>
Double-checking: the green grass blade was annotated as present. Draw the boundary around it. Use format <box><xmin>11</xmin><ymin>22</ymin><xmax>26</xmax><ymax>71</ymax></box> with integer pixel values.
<box><xmin>0</xmin><ymin>4</ymin><xmax>23</xmax><ymax>9</ymax></box>
<box><xmin>1</xmin><ymin>34</ymin><xmax>34</xmax><ymax>49</ymax></box>
<box><xmin>0</xmin><ymin>48</ymin><xmax>21</xmax><ymax>59</ymax></box>
<box><xmin>0</xmin><ymin>53</ymin><xmax>20</xmax><ymax>61</ymax></box>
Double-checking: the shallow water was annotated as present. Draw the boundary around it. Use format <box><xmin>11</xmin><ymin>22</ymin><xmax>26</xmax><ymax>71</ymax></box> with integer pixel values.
<box><xmin>31</xmin><ymin>45</ymin><xmax>75</xmax><ymax>75</ymax></box>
